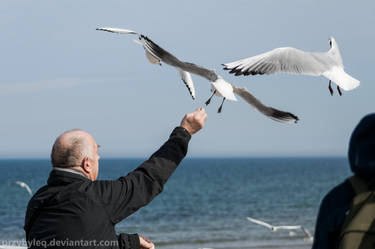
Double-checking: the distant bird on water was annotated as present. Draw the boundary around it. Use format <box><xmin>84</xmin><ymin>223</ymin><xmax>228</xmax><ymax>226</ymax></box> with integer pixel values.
<box><xmin>246</xmin><ymin>217</ymin><xmax>313</xmax><ymax>242</ymax></box>
<box><xmin>97</xmin><ymin>27</ymin><xmax>298</xmax><ymax>123</ymax></box>
<box><xmin>223</xmin><ymin>37</ymin><xmax>360</xmax><ymax>96</ymax></box>
<box><xmin>13</xmin><ymin>181</ymin><xmax>32</xmax><ymax>196</ymax></box>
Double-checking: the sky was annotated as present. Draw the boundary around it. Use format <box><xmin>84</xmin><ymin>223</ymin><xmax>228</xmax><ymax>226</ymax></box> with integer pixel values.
<box><xmin>0</xmin><ymin>0</ymin><xmax>374</xmax><ymax>158</ymax></box>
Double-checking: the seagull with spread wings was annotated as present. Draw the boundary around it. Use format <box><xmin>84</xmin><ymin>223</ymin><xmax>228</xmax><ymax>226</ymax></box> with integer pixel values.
<box><xmin>13</xmin><ymin>181</ymin><xmax>32</xmax><ymax>196</ymax></box>
<box><xmin>246</xmin><ymin>217</ymin><xmax>313</xmax><ymax>242</ymax></box>
<box><xmin>96</xmin><ymin>27</ymin><xmax>298</xmax><ymax>122</ymax></box>
<box><xmin>223</xmin><ymin>37</ymin><xmax>360</xmax><ymax>96</ymax></box>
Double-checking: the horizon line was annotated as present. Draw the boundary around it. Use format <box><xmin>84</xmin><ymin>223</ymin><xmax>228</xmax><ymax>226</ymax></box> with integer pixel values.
<box><xmin>0</xmin><ymin>155</ymin><xmax>347</xmax><ymax>160</ymax></box>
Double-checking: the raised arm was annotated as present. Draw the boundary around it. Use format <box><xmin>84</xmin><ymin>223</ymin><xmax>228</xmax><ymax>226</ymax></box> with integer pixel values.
<box><xmin>94</xmin><ymin>108</ymin><xmax>207</xmax><ymax>223</ymax></box>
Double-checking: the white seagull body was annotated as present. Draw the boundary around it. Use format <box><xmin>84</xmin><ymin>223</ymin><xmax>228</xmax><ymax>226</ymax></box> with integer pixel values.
<box><xmin>223</xmin><ymin>37</ymin><xmax>360</xmax><ymax>96</ymax></box>
<box><xmin>246</xmin><ymin>217</ymin><xmax>313</xmax><ymax>242</ymax></box>
<box><xmin>97</xmin><ymin>27</ymin><xmax>298</xmax><ymax>122</ymax></box>
<box><xmin>14</xmin><ymin>181</ymin><xmax>32</xmax><ymax>196</ymax></box>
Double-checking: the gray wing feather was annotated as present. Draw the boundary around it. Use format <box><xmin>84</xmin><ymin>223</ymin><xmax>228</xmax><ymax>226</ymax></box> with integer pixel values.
<box><xmin>224</xmin><ymin>47</ymin><xmax>333</xmax><ymax>76</ymax></box>
<box><xmin>141</xmin><ymin>35</ymin><xmax>218</xmax><ymax>82</ymax></box>
<box><xmin>232</xmin><ymin>85</ymin><xmax>299</xmax><ymax>123</ymax></box>
<box><xmin>96</xmin><ymin>27</ymin><xmax>139</xmax><ymax>35</ymax></box>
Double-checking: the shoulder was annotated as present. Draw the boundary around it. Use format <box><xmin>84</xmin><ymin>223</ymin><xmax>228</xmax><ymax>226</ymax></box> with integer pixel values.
<box><xmin>318</xmin><ymin>178</ymin><xmax>355</xmax><ymax>225</ymax></box>
<box><xmin>321</xmin><ymin>179</ymin><xmax>354</xmax><ymax>207</ymax></box>
<box><xmin>323</xmin><ymin>179</ymin><xmax>354</xmax><ymax>203</ymax></box>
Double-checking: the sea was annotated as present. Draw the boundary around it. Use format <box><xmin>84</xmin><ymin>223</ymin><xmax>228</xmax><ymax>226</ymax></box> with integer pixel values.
<box><xmin>0</xmin><ymin>157</ymin><xmax>351</xmax><ymax>249</ymax></box>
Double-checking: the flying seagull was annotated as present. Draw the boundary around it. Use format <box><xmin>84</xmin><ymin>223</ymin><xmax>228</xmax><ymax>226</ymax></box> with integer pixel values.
<box><xmin>13</xmin><ymin>181</ymin><xmax>32</xmax><ymax>196</ymax></box>
<box><xmin>96</xmin><ymin>27</ymin><xmax>238</xmax><ymax>104</ymax></box>
<box><xmin>96</xmin><ymin>27</ymin><xmax>298</xmax><ymax>122</ymax></box>
<box><xmin>246</xmin><ymin>217</ymin><xmax>313</xmax><ymax>242</ymax></box>
<box><xmin>223</xmin><ymin>37</ymin><xmax>360</xmax><ymax>96</ymax></box>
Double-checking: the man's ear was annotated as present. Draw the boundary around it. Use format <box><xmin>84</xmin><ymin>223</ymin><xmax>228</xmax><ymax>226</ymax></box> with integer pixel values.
<box><xmin>82</xmin><ymin>156</ymin><xmax>91</xmax><ymax>173</ymax></box>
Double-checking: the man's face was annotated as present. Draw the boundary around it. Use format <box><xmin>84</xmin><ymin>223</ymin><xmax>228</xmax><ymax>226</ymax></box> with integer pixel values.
<box><xmin>87</xmin><ymin>137</ymin><xmax>100</xmax><ymax>181</ymax></box>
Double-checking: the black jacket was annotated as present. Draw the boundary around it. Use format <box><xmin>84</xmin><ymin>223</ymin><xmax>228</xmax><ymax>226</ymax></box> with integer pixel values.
<box><xmin>312</xmin><ymin>113</ymin><xmax>375</xmax><ymax>249</ymax></box>
<box><xmin>312</xmin><ymin>179</ymin><xmax>355</xmax><ymax>249</ymax></box>
<box><xmin>24</xmin><ymin>127</ymin><xmax>191</xmax><ymax>249</ymax></box>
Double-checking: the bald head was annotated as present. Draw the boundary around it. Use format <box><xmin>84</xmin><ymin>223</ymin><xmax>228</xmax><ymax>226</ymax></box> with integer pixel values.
<box><xmin>51</xmin><ymin>129</ymin><xmax>96</xmax><ymax>168</ymax></box>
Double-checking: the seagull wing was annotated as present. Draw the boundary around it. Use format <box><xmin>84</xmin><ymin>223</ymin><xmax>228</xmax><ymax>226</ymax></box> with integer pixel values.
<box><xmin>14</xmin><ymin>181</ymin><xmax>23</xmax><ymax>187</ymax></box>
<box><xmin>223</xmin><ymin>47</ymin><xmax>330</xmax><ymax>76</ymax></box>
<box><xmin>96</xmin><ymin>27</ymin><xmax>139</xmax><ymax>35</ymax></box>
<box><xmin>232</xmin><ymin>85</ymin><xmax>299</xmax><ymax>123</ymax></box>
<box><xmin>274</xmin><ymin>225</ymin><xmax>302</xmax><ymax>230</ymax></box>
<box><xmin>24</xmin><ymin>185</ymin><xmax>32</xmax><ymax>196</ymax></box>
<box><xmin>179</xmin><ymin>70</ymin><xmax>196</xmax><ymax>99</ymax></box>
<box><xmin>301</xmin><ymin>226</ymin><xmax>313</xmax><ymax>239</ymax></box>
<box><xmin>14</xmin><ymin>181</ymin><xmax>32</xmax><ymax>195</ymax></box>
<box><xmin>140</xmin><ymin>35</ymin><xmax>218</xmax><ymax>82</ymax></box>
<box><xmin>247</xmin><ymin>217</ymin><xmax>273</xmax><ymax>230</ymax></box>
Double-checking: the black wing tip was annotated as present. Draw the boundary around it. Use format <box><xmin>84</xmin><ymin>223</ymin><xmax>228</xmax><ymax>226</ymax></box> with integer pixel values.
<box><xmin>223</xmin><ymin>65</ymin><xmax>266</xmax><ymax>76</ymax></box>
<box><xmin>96</xmin><ymin>28</ymin><xmax>109</xmax><ymax>32</ymax></box>
<box><xmin>141</xmin><ymin>35</ymin><xmax>153</xmax><ymax>43</ymax></box>
<box><xmin>181</xmin><ymin>79</ymin><xmax>195</xmax><ymax>100</ymax></box>
<box><xmin>270</xmin><ymin>109</ymin><xmax>299</xmax><ymax>124</ymax></box>
<box><xmin>223</xmin><ymin>66</ymin><xmax>246</xmax><ymax>76</ymax></box>
<box><xmin>222</xmin><ymin>64</ymin><xmax>229</xmax><ymax>70</ymax></box>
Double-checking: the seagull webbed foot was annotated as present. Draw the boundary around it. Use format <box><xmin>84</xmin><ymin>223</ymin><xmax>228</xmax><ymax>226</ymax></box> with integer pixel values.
<box><xmin>328</xmin><ymin>80</ymin><xmax>333</xmax><ymax>96</ymax></box>
<box><xmin>217</xmin><ymin>98</ymin><xmax>226</xmax><ymax>113</ymax></box>
<box><xmin>337</xmin><ymin>86</ymin><xmax>342</xmax><ymax>96</ymax></box>
<box><xmin>205</xmin><ymin>90</ymin><xmax>216</xmax><ymax>106</ymax></box>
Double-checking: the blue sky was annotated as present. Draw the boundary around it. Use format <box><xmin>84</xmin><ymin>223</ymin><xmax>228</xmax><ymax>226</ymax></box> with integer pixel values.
<box><xmin>0</xmin><ymin>0</ymin><xmax>374</xmax><ymax>158</ymax></box>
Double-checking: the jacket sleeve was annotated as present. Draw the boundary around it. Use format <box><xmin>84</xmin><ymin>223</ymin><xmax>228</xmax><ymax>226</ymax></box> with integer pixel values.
<box><xmin>93</xmin><ymin>127</ymin><xmax>191</xmax><ymax>224</ymax></box>
<box><xmin>118</xmin><ymin>233</ymin><xmax>140</xmax><ymax>249</ymax></box>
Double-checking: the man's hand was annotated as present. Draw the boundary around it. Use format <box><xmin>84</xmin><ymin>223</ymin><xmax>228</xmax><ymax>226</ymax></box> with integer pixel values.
<box><xmin>139</xmin><ymin>235</ymin><xmax>155</xmax><ymax>249</ymax></box>
<box><xmin>180</xmin><ymin>107</ymin><xmax>207</xmax><ymax>135</ymax></box>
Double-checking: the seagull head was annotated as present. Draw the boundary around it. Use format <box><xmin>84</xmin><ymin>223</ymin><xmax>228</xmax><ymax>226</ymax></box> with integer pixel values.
<box><xmin>328</xmin><ymin>37</ymin><xmax>336</xmax><ymax>48</ymax></box>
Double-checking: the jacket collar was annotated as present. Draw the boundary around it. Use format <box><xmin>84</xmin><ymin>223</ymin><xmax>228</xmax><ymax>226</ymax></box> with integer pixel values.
<box><xmin>47</xmin><ymin>168</ymin><xmax>90</xmax><ymax>186</ymax></box>
<box><xmin>53</xmin><ymin>167</ymin><xmax>87</xmax><ymax>178</ymax></box>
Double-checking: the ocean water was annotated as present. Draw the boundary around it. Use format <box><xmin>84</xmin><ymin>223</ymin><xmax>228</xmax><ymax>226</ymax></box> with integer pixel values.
<box><xmin>0</xmin><ymin>158</ymin><xmax>351</xmax><ymax>249</ymax></box>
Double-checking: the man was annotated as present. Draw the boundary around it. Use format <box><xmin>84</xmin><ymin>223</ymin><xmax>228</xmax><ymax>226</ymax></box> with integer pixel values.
<box><xmin>312</xmin><ymin>113</ymin><xmax>375</xmax><ymax>249</ymax></box>
<box><xmin>24</xmin><ymin>108</ymin><xmax>207</xmax><ymax>249</ymax></box>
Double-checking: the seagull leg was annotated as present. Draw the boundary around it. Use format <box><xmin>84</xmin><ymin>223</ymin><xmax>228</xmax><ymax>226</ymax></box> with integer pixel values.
<box><xmin>337</xmin><ymin>86</ymin><xmax>342</xmax><ymax>96</ymax></box>
<box><xmin>205</xmin><ymin>90</ymin><xmax>216</xmax><ymax>106</ymax></box>
<box><xmin>218</xmin><ymin>98</ymin><xmax>226</xmax><ymax>113</ymax></box>
<box><xmin>328</xmin><ymin>80</ymin><xmax>333</xmax><ymax>96</ymax></box>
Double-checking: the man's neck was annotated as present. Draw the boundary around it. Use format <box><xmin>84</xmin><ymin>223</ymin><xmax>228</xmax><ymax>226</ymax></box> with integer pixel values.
<box><xmin>53</xmin><ymin>167</ymin><xmax>88</xmax><ymax>178</ymax></box>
